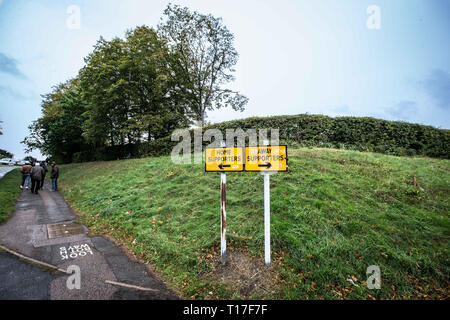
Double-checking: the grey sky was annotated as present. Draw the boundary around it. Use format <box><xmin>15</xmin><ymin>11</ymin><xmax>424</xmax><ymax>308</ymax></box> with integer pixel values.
<box><xmin>0</xmin><ymin>0</ymin><xmax>449</xmax><ymax>159</ymax></box>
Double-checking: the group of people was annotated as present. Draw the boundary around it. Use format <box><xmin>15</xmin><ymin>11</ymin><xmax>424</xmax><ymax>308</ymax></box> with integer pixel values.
<box><xmin>20</xmin><ymin>159</ymin><xmax>59</xmax><ymax>194</ymax></box>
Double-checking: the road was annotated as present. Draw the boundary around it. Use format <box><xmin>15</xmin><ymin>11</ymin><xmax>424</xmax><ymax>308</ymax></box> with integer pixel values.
<box><xmin>0</xmin><ymin>180</ymin><xmax>178</xmax><ymax>300</ymax></box>
<box><xmin>0</xmin><ymin>166</ymin><xmax>19</xmax><ymax>179</ymax></box>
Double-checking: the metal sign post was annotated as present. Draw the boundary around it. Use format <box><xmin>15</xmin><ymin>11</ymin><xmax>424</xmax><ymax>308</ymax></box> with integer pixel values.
<box><xmin>205</xmin><ymin>144</ymin><xmax>245</xmax><ymax>265</ymax></box>
<box><xmin>220</xmin><ymin>141</ymin><xmax>227</xmax><ymax>264</ymax></box>
<box><xmin>262</xmin><ymin>140</ymin><xmax>271</xmax><ymax>266</ymax></box>
<box><xmin>264</xmin><ymin>169</ymin><xmax>271</xmax><ymax>266</ymax></box>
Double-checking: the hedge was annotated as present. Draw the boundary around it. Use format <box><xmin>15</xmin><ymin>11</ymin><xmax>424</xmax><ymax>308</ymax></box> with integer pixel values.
<box><xmin>72</xmin><ymin>114</ymin><xmax>450</xmax><ymax>162</ymax></box>
<box><xmin>144</xmin><ymin>114</ymin><xmax>450</xmax><ymax>159</ymax></box>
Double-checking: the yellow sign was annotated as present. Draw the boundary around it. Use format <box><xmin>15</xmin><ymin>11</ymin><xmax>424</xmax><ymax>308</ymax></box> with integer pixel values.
<box><xmin>205</xmin><ymin>147</ymin><xmax>244</xmax><ymax>172</ymax></box>
<box><xmin>245</xmin><ymin>145</ymin><xmax>288</xmax><ymax>172</ymax></box>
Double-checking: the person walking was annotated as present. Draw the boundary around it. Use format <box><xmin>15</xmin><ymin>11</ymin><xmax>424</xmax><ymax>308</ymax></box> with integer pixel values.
<box><xmin>30</xmin><ymin>162</ymin><xmax>44</xmax><ymax>194</ymax></box>
<box><xmin>40</xmin><ymin>161</ymin><xmax>48</xmax><ymax>190</ymax></box>
<box><xmin>20</xmin><ymin>162</ymin><xmax>32</xmax><ymax>190</ymax></box>
<box><xmin>50</xmin><ymin>161</ymin><xmax>59</xmax><ymax>191</ymax></box>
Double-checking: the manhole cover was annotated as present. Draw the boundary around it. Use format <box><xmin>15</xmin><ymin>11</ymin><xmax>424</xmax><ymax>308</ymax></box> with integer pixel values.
<box><xmin>47</xmin><ymin>222</ymin><xmax>86</xmax><ymax>239</ymax></box>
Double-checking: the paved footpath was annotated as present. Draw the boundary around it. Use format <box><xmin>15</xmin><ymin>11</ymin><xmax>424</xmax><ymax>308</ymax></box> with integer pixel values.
<box><xmin>0</xmin><ymin>180</ymin><xmax>178</xmax><ymax>300</ymax></box>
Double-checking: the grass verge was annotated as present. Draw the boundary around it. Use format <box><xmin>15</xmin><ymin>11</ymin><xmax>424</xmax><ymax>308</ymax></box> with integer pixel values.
<box><xmin>58</xmin><ymin>148</ymin><xmax>449</xmax><ymax>299</ymax></box>
<box><xmin>0</xmin><ymin>169</ymin><xmax>21</xmax><ymax>224</ymax></box>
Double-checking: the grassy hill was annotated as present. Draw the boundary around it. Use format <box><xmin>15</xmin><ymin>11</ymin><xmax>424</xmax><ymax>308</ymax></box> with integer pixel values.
<box><xmin>0</xmin><ymin>169</ymin><xmax>21</xmax><ymax>224</ymax></box>
<box><xmin>57</xmin><ymin>147</ymin><xmax>449</xmax><ymax>299</ymax></box>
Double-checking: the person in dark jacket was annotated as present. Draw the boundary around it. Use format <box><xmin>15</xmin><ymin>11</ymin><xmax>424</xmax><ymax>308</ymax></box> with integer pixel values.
<box><xmin>30</xmin><ymin>163</ymin><xmax>44</xmax><ymax>194</ymax></box>
<box><xmin>40</xmin><ymin>161</ymin><xmax>48</xmax><ymax>190</ymax></box>
<box><xmin>50</xmin><ymin>162</ymin><xmax>59</xmax><ymax>191</ymax></box>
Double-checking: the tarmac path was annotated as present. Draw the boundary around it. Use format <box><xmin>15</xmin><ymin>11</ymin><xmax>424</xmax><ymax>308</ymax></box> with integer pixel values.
<box><xmin>0</xmin><ymin>179</ymin><xmax>178</xmax><ymax>300</ymax></box>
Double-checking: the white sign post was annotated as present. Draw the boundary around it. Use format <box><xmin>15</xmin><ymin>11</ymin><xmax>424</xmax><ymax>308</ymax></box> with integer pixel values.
<box><xmin>263</xmin><ymin>140</ymin><xmax>271</xmax><ymax>266</ymax></box>
<box><xmin>264</xmin><ymin>170</ymin><xmax>271</xmax><ymax>266</ymax></box>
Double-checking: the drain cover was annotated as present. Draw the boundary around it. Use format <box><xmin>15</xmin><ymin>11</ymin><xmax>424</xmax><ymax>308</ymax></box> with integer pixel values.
<box><xmin>47</xmin><ymin>222</ymin><xmax>86</xmax><ymax>239</ymax></box>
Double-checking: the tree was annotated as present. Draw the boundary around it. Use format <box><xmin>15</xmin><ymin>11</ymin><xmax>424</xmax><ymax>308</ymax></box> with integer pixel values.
<box><xmin>124</xmin><ymin>26</ymin><xmax>191</xmax><ymax>141</ymax></box>
<box><xmin>0</xmin><ymin>149</ymin><xmax>13</xmax><ymax>158</ymax></box>
<box><xmin>79</xmin><ymin>37</ymin><xmax>128</xmax><ymax>148</ymax></box>
<box><xmin>23</xmin><ymin>6</ymin><xmax>249</xmax><ymax>162</ymax></box>
<box><xmin>22</xmin><ymin>79</ymin><xmax>89</xmax><ymax>163</ymax></box>
<box><xmin>23</xmin><ymin>156</ymin><xmax>35</xmax><ymax>163</ymax></box>
<box><xmin>158</xmin><ymin>4</ymin><xmax>248</xmax><ymax>126</ymax></box>
<box><xmin>79</xmin><ymin>26</ymin><xmax>190</xmax><ymax>150</ymax></box>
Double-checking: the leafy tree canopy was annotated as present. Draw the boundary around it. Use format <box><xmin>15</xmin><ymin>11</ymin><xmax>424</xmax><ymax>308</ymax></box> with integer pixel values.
<box><xmin>23</xmin><ymin>6</ymin><xmax>248</xmax><ymax>162</ymax></box>
<box><xmin>158</xmin><ymin>4</ymin><xmax>248</xmax><ymax>125</ymax></box>
<box><xmin>0</xmin><ymin>149</ymin><xmax>13</xmax><ymax>158</ymax></box>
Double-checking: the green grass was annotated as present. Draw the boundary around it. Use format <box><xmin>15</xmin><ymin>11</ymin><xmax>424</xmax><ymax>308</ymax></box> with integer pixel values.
<box><xmin>0</xmin><ymin>169</ymin><xmax>21</xmax><ymax>224</ymax></box>
<box><xmin>58</xmin><ymin>148</ymin><xmax>449</xmax><ymax>299</ymax></box>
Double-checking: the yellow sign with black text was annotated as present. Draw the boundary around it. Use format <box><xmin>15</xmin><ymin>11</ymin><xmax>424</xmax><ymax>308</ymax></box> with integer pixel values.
<box><xmin>245</xmin><ymin>145</ymin><xmax>288</xmax><ymax>172</ymax></box>
<box><xmin>205</xmin><ymin>147</ymin><xmax>245</xmax><ymax>172</ymax></box>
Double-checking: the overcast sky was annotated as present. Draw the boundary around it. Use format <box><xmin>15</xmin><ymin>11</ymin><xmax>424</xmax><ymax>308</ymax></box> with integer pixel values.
<box><xmin>0</xmin><ymin>0</ymin><xmax>449</xmax><ymax>159</ymax></box>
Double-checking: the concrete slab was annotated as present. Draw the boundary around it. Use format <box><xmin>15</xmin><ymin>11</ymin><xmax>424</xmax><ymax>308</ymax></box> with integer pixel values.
<box><xmin>47</xmin><ymin>222</ymin><xmax>86</xmax><ymax>239</ymax></box>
